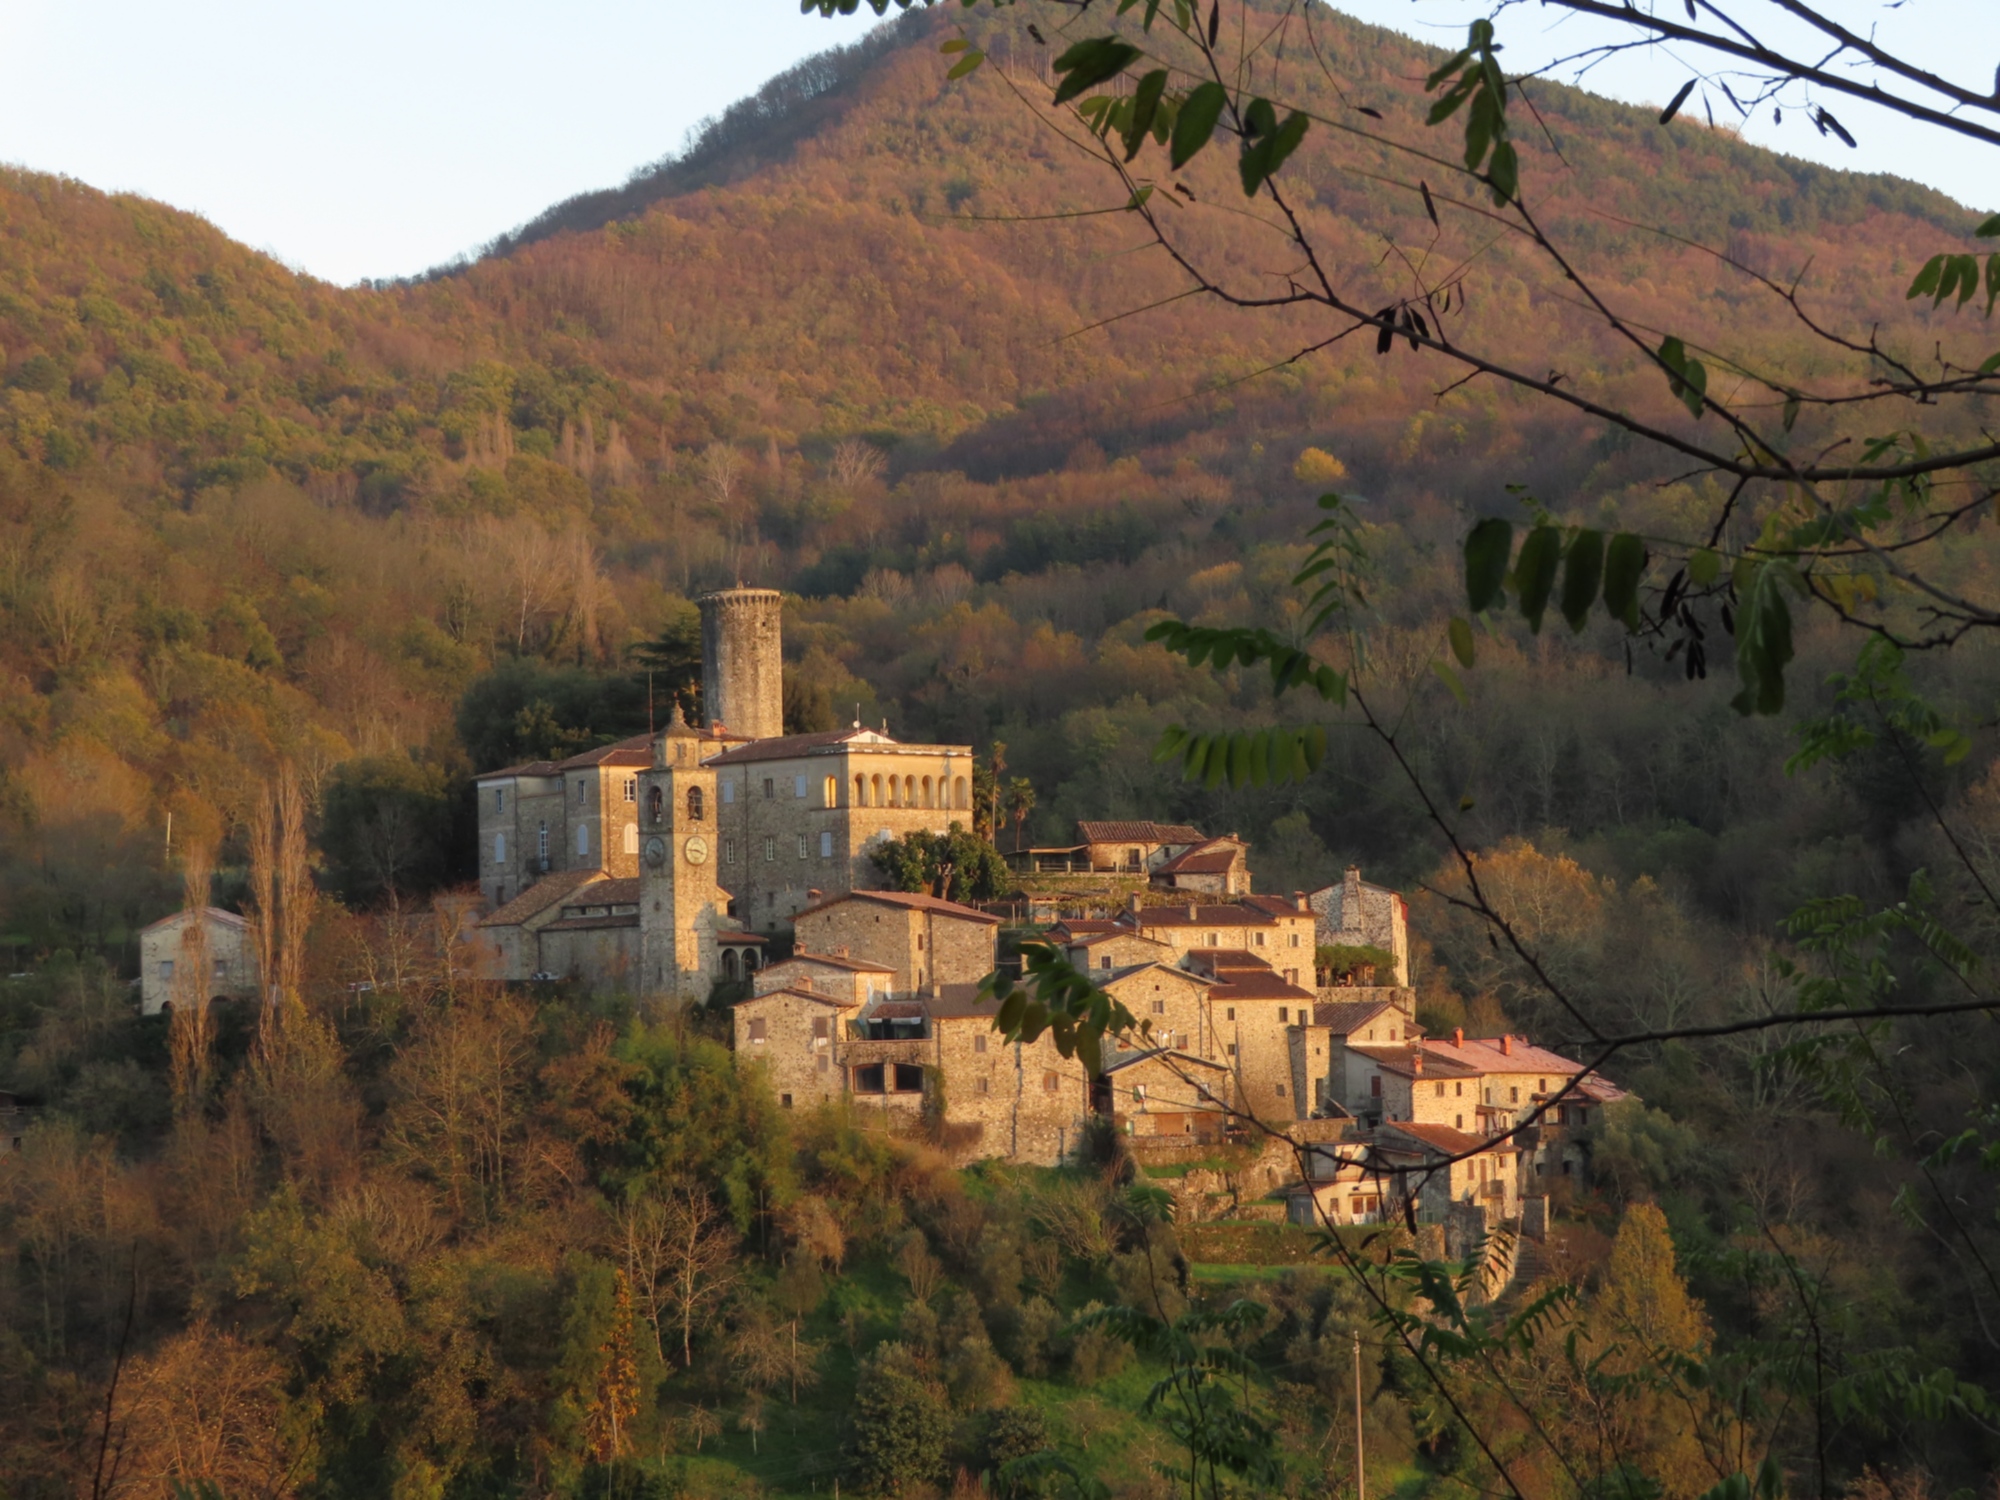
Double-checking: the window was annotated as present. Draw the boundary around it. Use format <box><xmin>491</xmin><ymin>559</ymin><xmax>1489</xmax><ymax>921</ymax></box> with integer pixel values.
<box><xmin>576</xmin><ymin>780</ymin><xmax>587</xmax><ymax>806</ymax></box>
<box><xmin>780</xmin><ymin>1094</ymin><xmax>793</xmax><ymax>1109</ymax></box>
<box><xmin>494</xmin><ymin>833</ymin><xmax>506</xmax><ymax>864</ymax></box>
<box><xmin>623</xmin><ymin>777</ymin><xmax>636</xmax><ymax>802</ymax></box>
<box><xmin>763</xmin><ymin>778</ymin><xmax>774</xmax><ymax>799</ymax></box>
<box><xmin>1509</xmin><ymin>1087</ymin><xmax>1520</xmax><ymax>1103</ymax></box>
<box><xmin>976</xmin><ymin>1077</ymin><xmax>991</xmax><ymax>1094</ymax></box>
<box><xmin>1456</xmin><ymin>1114</ymin><xmax>1465</xmax><ymax>1129</ymax></box>
<box><xmin>577</xmin><ymin>824</ymin><xmax>590</xmax><ymax>857</ymax></box>
<box><xmin>1042</xmin><ymin>1071</ymin><xmax>1061</xmax><ymax>1093</ymax></box>
<box><xmin>916</xmin><ymin>935</ymin><xmax>925</xmax><ymax>951</ymax></box>
<box><xmin>1151</xmin><ymin>1000</ymin><xmax>1166</xmax><ymax>1015</ymax></box>
<box><xmin>824</xmin><ymin>776</ymin><xmax>838</xmax><ymax>806</ymax></box>
<box><xmin>1274</xmin><ymin>1083</ymin><xmax>1285</xmax><ymax>1097</ymax></box>
<box><xmin>748</xmin><ymin>1019</ymin><xmax>767</xmax><ymax>1042</ymax></box>
<box><xmin>854</xmin><ymin>775</ymin><xmax>867</xmax><ymax>806</ymax></box>
<box><xmin>1434</xmin><ymin>1082</ymin><xmax>1445</xmax><ymax>1097</ymax></box>
<box><xmin>820</xmin><ymin>831</ymin><xmax>833</xmax><ymax>858</ymax></box>
<box><xmin>1100</xmin><ymin>956</ymin><xmax>1111</xmax><ymax>970</ymax></box>
<box><xmin>798</xmin><ymin>834</ymin><xmax>808</xmax><ymax>860</ymax></box>
<box><xmin>1370</xmin><ymin>1075</ymin><xmax>1382</xmax><ymax>1097</ymax></box>
<box><xmin>954</xmin><ymin>776</ymin><xmax>968</xmax><ymax>809</ymax></box>
<box><xmin>158</xmin><ymin>960</ymin><xmax>175</xmax><ymax>984</ymax></box>
<box><xmin>974</xmin><ymin>1034</ymin><xmax>987</xmax><ymax>1054</ymax></box>
<box><xmin>722</xmin><ymin>781</ymin><xmax>736</xmax><ymax>804</ymax></box>
<box><xmin>1455</xmin><ymin>1081</ymin><xmax>1464</xmax><ymax>1096</ymax></box>
<box><xmin>1285</xmin><ymin>969</ymin><xmax>1298</xmax><ymax>984</ymax></box>
<box><xmin>794</xmin><ymin>775</ymin><xmax>808</xmax><ymax>798</ymax></box>
<box><xmin>624</xmin><ymin>825</ymin><xmax>639</xmax><ymax>855</ymax></box>
<box><xmin>1226</xmin><ymin>1007</ymin><xmax>1236</xmax><ymax>1021</ymax></box>
<box><xmin>538</xmin><ymin>823</ymin><xmax>548</xmax><ymax>860</ymax></box>
<box><xmin>854</xmin><ymin>1064</ymin><xmax>885</xmax><ymax>1094</ymax></box>
<box><xmin>1227</xmin><ymin>1043</ymin><xmax>1237</xmax><ymax>1056</ymax></box>
<box><xmin>725</xmin><ymin>838</ymin><xmax>736</xmax><ymax>863</ymax></box>
<box><xmin>687</xmin><ymin>786</ymin><xmax>705</xmax><ymax>821</ymax></box>
<box><xmin>494</xmin><ymin>788</ymin><xmax>505</xmax><ymax>813</ymax></box>
<box><xmin>1207</xmin><ymin>933</ymin><xmax>1219</xmax><ymax>947</ymax></box>
<box><xmin>763</xmin><ymin>837</ymin><xmax>775</xmax><ymax>862</ymax></box>
<box><xmin>921</xmin><ymin>776</ymin><xmax>933</xmax><ymax>808</ymax></box>
<box><xmin>893</xmin><ymin>1064</ymin><xmax>925</xmax><ymax>1092</ymax></box>
<box><xmin>1539</xmin><ymin>1078</ymin><xmax>1547</xmax><ymax>1092</ymax></box>
<box><xmin>1254</xmin><ymin>932</ymin><xmax>1266</xmax><ymax>947</ymax></box>
<box><xmin>813</xmin><ymin>1017</ymin><xmax>830</xmax><ymax>1041</ymax></box>
<box><xmin>1290</xmin><ymin>933</ymin><xmax>1301</xmax><ymax>947</ymax></box>
<box><xmin>1279</xmin><ymin>1007</ymin><xmax>1289</xmax><ymax>1022</ymax></box>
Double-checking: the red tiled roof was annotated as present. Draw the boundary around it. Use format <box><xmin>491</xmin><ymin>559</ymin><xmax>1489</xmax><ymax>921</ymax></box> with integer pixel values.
<box><xmin>1348</xmin><ymin>1044</ymin><xmax>1481</xmax><ymax>1079</ymax></box>
<box><xmin>563</xmin><ymin>877</ymin><xmax>639</xmax><ymax>908</ymax></box>
<box><xmin>736</xmin><ymin>986</ymin><xmax>854</xmax><ymax>1010</ymax></box>
<box><xmin>1377</xmin><ymin>1120</ymin><xmax>1519</xmax><ymax>1156</ymax></box>
<box><xmin>1420</xmin><ymin>1036</ymin><xmax>1585</xmax><ymax>1075</ymax></box>
<box><xmin>706</xmin><ymin>728</ymin><xmax>973</xmax><ymax>766</ymax></box>
<box><xmin>1049</xmin><ymin>919</ymin><xmax>1121</xmax><ymax>939</ymax></box>
<box><xmin>1077</xmin><ymin>821</ymin><xmax>1206</xmax><ymax>845</ymax></box>
<box><xmin>1101</xmin><ymin>1047</ymin><xmax>1228</xmax><ymax>1076</ymax></box>
<box><xmin>716</xmin><ymin>931</ymin><xmax>769</xmax><ymax>945</ymax></box>
<box><xmin>775</xmin><ymin>950</ymin><xmax>893</xmax><ymax>973</ymax></box>
<box><xmin>480</xmin><ymin>870</ymin><xmax>602</xmax><ymax>928</ymax></box>
<box><xmin>1208</xmin><ymin>972</ymin><xmax>1316</xmax><ymax>1002</ymax></box>
<box><xmin>1182</xmin><ymin>948</ymin><xmax>1274</xmax><ymax>976</ymax></box>
<box><xmin>1240</xmin><ymin>894</ymin><xmax>1311</xmax><ymax>917</ymax></box>
<box><xmin>1157</xmin><ymin>850</ymin><xmax>1239</xmax><ymax>876</ymax></box>
<box><xmin>1125</xmin><ymin>904</ymin><xmax>1290</xmax><ymax>929</ymax></box>
<box><xmin>795</xmin><ymin>888</ymin><xmax>1002</xmax><ymax>925</ymax></box>
<box><xmin>926</xmin><ymin>984</ymin><xmax>1005</xmax><ymax>1020</ymax></box>
<box><xmin>1576</xmin><ymin>1075</ymin><xmax>1629</xmax><ymax>1103</ymax></box>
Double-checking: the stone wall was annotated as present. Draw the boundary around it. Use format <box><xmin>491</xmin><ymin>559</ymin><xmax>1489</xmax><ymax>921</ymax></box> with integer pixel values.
<box><xmin>1102</xmin><ymin>965</ymin><xmax>1213</xmax><ymax>1056</ymax></box>
<box><xmin>733</xmin><ymin>988</ymin><xmax>849</xmax><ymax>1108</ymax></box>
<box><xmin>933</xmin><ymin>1015</ymin><xmax>1090</xmax><ymax>1166</ymax></box>
<box><xmin>700</xmin><ymin>588</ymin><xmax>785</xmax><ymax>742</ymax></box>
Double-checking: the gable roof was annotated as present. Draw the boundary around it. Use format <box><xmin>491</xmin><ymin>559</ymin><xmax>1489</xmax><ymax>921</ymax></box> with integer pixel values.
<box><xmin>1124</xmin><ymin>903</ymin><xmax>1289</xmax><ymax>930</ymax></box>
<box><xmin>480</xmin><ymin>869</ymin><xmax>602</xmax><ymax>928</ymax></box>
<box><xmin>1240</xmin><ymin>894</ymin><xmax>1311</xmax><ymax>917</ymax></box>
<box><xmin>140</xmin><ymin>905</ymin><xmax>247</xmax><ymax>935</ymax></box>
<box><xmin>772</xmin><ymin>950</ymin><xmax>897</xmax><ymax>974</ymax></box>
<box><xmin>735</xmin><ymin>986</ymin><xmax>856</xmax><ymax>1011</ymax></box>
<box><xmin>706</xmin><ymin>728</ymin><xmax>974</xmax><ymax>767</ymax></box>
<box><xmin>794</xmin><ymin>888</ymin><xmax>1001</xmax><ymax>926</ymax></box>
<box><xmin>1048</xmin><ymin>918</ymin><xmax>1122</xmax><ymax>939</ymax></box>
<box><xmin>1377</xmin><ymin>1120</ymin><xmax>1519</xmax><ymax>1157</ymax></box>
<box><xmin>1348</xmin><ymin>1044</ymin><xmax>1482</xmax><ymax>1080</ymax></box>
<box><xmin>1311</xmin><ymin>1000</ymin><xmax>1404</xmax><ymax>1036</ymax></box>
<box><xmin>561</xmin><ymin>877</ymin><xmax>640</xmax><ymax>909</ymax></box>
<box><xmin>1077</xmin><ymin>821</ymin><xmax>1206</xmax><ymax>845</ymax></box>
<box><xmin>1182</xmin><ymin>948</ymin><xmax>1273</xmax><ymax>977</ymax></box>
<box><xmin>1207</xmin><ymin>971</ymin><xmax>1316</xmax><ymax>1002</ymax></box>
<box><xmin>1155</xmin><ymin>837</ymin><xmax>1245</xmax><ymax>876</ymax></box>
<box><xmin>1419</xmin><ymin>1036</ymin><xmax>1585</xmax><ymax>1075</ymax></box>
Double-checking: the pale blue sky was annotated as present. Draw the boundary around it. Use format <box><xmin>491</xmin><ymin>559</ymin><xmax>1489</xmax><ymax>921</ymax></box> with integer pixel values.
<box><xmin>0</xmin><ymin>0</ymin><xmax>1986</xmax><ymax>286</ymax></box>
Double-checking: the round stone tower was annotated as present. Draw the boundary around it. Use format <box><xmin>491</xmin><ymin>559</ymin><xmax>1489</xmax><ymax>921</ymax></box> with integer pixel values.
<box><xmin>698</xmin><ymin>587</ymin><xmax>784</xmax><ymax>741</ymax></box>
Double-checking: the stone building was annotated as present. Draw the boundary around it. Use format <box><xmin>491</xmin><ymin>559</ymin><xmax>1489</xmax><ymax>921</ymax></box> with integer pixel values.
<box><xmin>1098</xmin><ymin>961</ymin><xmax>1216</xmax><ymax>1056</ymax></box>
<box><xmin>1286</xmin><ymin>1122</ymin><xmax>1520</xmax><ymax>1228</ymax></box>
<box><xmin>1308</xmin><ymin>865</ymin><xmax>1410</xmax><ymax>985</ymax></box>
<box><xmin>1075</xmin><ymin>821</ymin><xmax>1210</xmax><ymax>875</ymax></box>
<box><xmin>732</xmin><ymin>985</ymin><xmax>856</xmax><ymax>1110</ymax></box>
<box><xmin>701</xmin><ymin>587</ymin><xmax>784</xmax><ymax>742</ymax></box>
<box><xmin>138</xmin><ymin>907</ymin><xmax>258</xmax><ymax>1017</ymax></box>
<box><xmin>1098</xmin><ymin>1049</ymin><xmax>1232</xmax><ymax>1138</ymax></box>
<box><xmin>792</xmin><ymin>889</ymin><xmax>999</xmax><ymax>993</ymax></box>
<box><xmin>1151</xmin><ymin>836</ymin><xmax>1252</xmax><ymax>895</ymax></box>
<box><xmin>1115</xmin><ymin>896</ymin><xmax>1316</xmax><ymax>982</ymax></box>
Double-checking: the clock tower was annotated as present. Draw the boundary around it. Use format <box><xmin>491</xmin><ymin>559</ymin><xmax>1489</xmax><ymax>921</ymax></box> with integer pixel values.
<box><xmin>637</xmin><ymin>705</ymin><xmax>723</xmax><ymax>998</ymax></box>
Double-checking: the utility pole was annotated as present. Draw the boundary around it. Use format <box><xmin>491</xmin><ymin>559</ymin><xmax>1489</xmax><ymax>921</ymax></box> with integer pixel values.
<box><xmin>1353</xmin><ymin>1330</ymin><xmax>1366</xmax><ymax>1500</ymax></box>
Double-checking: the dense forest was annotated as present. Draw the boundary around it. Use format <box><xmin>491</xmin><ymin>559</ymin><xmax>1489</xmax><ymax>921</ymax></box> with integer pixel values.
<box><xmin>6</xmin><ymin>1</ymin><xmax>2000</xmax><ymax>1494</ymax></box>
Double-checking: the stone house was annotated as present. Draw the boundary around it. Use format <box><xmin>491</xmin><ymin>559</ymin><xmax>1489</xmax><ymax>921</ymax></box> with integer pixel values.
<box><xmin>138</xmin><ymin>907</ymin><xmax>258</xmax><ymax>1017</ymax></box>
<box><xmin>1418</xmin><ymin>1033</ymin><xmax>1589</xmax><ymax>1128</ymax></box>
<box><xmin>1117</xmin><ymin>897</ymin><xmax>1316</xmax><ymax>981</ymax></box>
<box><xmin>1075</xmin><ymin>821</ymin><xmax>1209</xmax><ymax>875</ymax></box>
<box><xmin>1338</xmin><ymin>1042</ymin><xmax>1483</xmax><ymax>1126</ymax></box>
<box><xmin>1064</xmin><ymin>929</ymin><xmax>1177</xmax><ymax>976</ymax></box>
<box><xmin>1308</xmin><ymin>865</ymin><xmax>1410</xmax><ymax>986</ymax></box>
<box><xmin>732</xmin><ymin>986</ymin><xmax>855</xmax><ymax>1110</ymax></box>
<box><xmin>1193</xmin><ymin>956</ymin><xmax>1318</xmax><ymax>1123</ymax></box>
<box><xmin>791</xmin><ymin>889</ymin><xmax>999</xmax><ymax>993</ymax></box>
<box><xmin>753</xmin><ymin>951</ymin><xmax>895</xmax><ymax>1005</ymax></box>
<box><xmin>1285</xmin><ymin>1122</ymin><xmax>1520</xmax><ymax>1227</ymax></box>
<box><xmin>1099</xmin><ymin>961</ymin><xmax>1216</xmax><ymax>1056</ymax></box>
<box><xmin>1099</xmin><ymin>1049</ymin><xmax>1232</xmax><ymax>1138</ymax></box>
<box><xmin>1151</xmin><ymin>836</ymin><xmax>1252</xmax><ymax>895</ymax></box>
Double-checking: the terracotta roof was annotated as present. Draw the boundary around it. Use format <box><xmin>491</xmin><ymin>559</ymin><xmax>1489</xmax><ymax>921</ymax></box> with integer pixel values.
<box><xmin>866</xmin><ymin>1001</ymin><xmax>930</xmax><ymax>1020</ymax></box>
<box><xmin>774</xmin><ymin>950</ymin><xmax>890</xmax><ymax>973</ymax></box>
<box><xmin>1101</xmin><ymin>961</ymin><xmax>1214</xmax><ymax>988</ymax></box>
<box><xmin>539</xmin><ymin>912</ymin><xmax>639</xmax><ymax>933</ymax></box>
<box><xmin>1070</xmin><ymin>930</ymin><xmax>1173</xmax><ymax>951</ymax></box>
<box><xmin>736</xmin><ymin>986</ymin><xmax>856</xmax><ymax>1010</ymax></box>
<box><xmin>1312</xmin><ymin>1000</ymin><xmax>1404</xmax><ymax>1035</ymax></box>
<box><xmin>1240</xmin><ymin>894</ymin><xmax>1311</xmax><ymax>917</ymax></box>
<box><xmin>1348</xmin><ymin>1044</ymin><xmax>1481</xmax><ymax>1080</ymax></box>
<box><xmin>716</xmin><ymin>931</ymin><xmax>769</xmax><ymax>945</ymax></box>
<box><xmin>1576</xmin><ymin>1074</ymin><xmax>1629</xmax><ymax>1103</ymax></box>
<box><xmin>1377</xmin><ymin>1120</ymin><xmax>1519</xmax><ymax>1157</ymax></box>
<box><xmin>1182</xmin><ymin>948</ymin><xmax>1273</xmax><ymax>976</ymax></box>
<box><xmin>481</xmin><ymin>725</ymin><xmax>747</xmax><ymax>780</ymax></box>
<box><xmin>562</xmin><ymin>877</ymin><xmax>639</xmax><ymax>909</ymax></box>
<box><xmin>1155</xmin><ymin>838</ymin><xmax>1244</xmax><ymax>876</ymax></box>
<box><xmin>1048</xmin><ymin>919</ymin><xmax>1121</xmax><ymax>939</ymax></box>
<box><xmin>480</xmin><ymin>870</ymin><xmax>602</xmax><ymax>927</ymax></box>
<box><xmin>1077</xmin><ymin>821</ymin><xmax>1206</xmax><ymax>845</ymax></box>
<box><xmin>1208</xmin><ymin>971</ymin><xmax>1316</xmax><ymax>1002</ymax></box>
<box><xmin>140</xmin><ymin>904</ymin><xmax>247</xmax><ymax>934</ymax></box>
<box><xmin>794</xmin><ymin>888</ymin><xmax>1002</xmax><ymax>925</ymax></box>
<box><xmin>1419</xmin><ymin>1036</ymin><xmax>1585</xmax><ymax>1075</ymax></box>
<box><xmin>1125</xmin><ymin>904</ymin><xmax>1291</xmax><ymax>929</ymax></box>
<box><xmin>926</xmin><ymin>985</ymin><xmax>1006</xmax><ymax>1021</ymax></box>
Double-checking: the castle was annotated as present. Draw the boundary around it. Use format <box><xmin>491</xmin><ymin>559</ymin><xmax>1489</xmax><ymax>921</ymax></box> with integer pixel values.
<box><xmin>472</xmin><ymin>588</ymin><xmax>975</xmax><ymax>993</ymax></box>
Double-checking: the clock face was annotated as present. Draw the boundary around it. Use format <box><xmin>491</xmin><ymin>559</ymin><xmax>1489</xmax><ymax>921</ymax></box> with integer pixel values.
<box><xmin>642</xmin><ymin>835</ymin><xmax>667</xmax><ymax>868</ymax></box>
<box><xmin>684</xmin><ymin>835</ymin><xmax>710</xmax><ymax>866</ymax></box>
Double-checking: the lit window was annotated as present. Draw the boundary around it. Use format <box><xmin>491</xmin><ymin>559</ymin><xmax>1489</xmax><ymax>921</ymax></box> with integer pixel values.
<box><xmin>824</xmin><ymin>775</ymin><xmax>838</xmax><ymax>806</ymax></box>
<box><xmin>623</xmin><ymin>777</ymin><xmax>636</xmax><ymax>802</ymax></box>
<box><xmin>1042</xmin><ymin>1071</ymin><xmax>1060</xmax><ymax>1093</ymax></box>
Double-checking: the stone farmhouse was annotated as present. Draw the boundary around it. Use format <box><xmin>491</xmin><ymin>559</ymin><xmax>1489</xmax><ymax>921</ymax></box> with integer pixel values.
<box><xmin>472</xmin><ymin>588</ymin><xmax>976</xmax><ymax>992</ymax></box>
<box><xmin>138</xmin><ymin>906</ymin><xmax>258</xmax><ymax>1016</ymax></box>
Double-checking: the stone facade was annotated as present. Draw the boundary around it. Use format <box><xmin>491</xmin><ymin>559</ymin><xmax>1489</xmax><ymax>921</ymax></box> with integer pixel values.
<box><xmin>733</xmin><ymin>986</ymin><xmax>854</xmax><ymax>1110</ymax></box>
<box><xmin>1065</xmin><ymin>930</ymin><xmax>1177</xmax><ymax>977</ymax></box>
<box><xmin>1075</xmin><ymin>821</ymin><xmax>1209</xmax><ymax>874</ymax></box>
<box><xmin>927</xmin><ymin>990</ymin><xmax>1093</xmax><ymax>1165</ymax></box>
<box><xmin>1100</xmin><ymin>1050</ymin><xmax>1231</xmax><ymax>1137</ymax></box>
<box><xmin>473</xmin><ymin>740</ymin><xmax>664</xmax><ymax>911</ymax></box>
<box><xmin>791</xmin><ymin>890</ymin><xmax>999</xmax><ymax>993</ymax></box>
<box><xmin>1120</xmin><ymin>898</ymin><xmax>1316</xmax><ymax>982</ymax></box>
<box><xmin>754</xmin><ymin>952</ymin><xmax>895</xmax><ymax>1006</ymax></box>
<box><xmin>1152</xmin><ymin>836</ymin><xmax>1252</xmax><ymax>895</ymax></box>
<box><xmin>1309</xmin><ymin>865</ymin><xmax>1410</xmax><ymax>985</ymax></box>
<box><xmin>1100</xmin><ymin>963</ymin><xmax>1215</xmax><ymax>1056</ymax></box>
<box><xmin>700</xmin><ymin>588</ymin><xmax>785</xmax><ymax>742</ymax></box>
<box><xmin>138</xmin><ymin>907</ymin><xmax>257</xmax><ymax>1016</ymax></box>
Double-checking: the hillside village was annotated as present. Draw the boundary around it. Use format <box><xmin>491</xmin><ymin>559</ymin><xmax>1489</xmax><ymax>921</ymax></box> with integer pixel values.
<box><xmin>145</xmin><ymin>588</ymin><xmax>1624</xmax><ymax>1246</ymax></box>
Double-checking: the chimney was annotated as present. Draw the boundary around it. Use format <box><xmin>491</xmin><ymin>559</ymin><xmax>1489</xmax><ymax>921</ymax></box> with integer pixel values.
<box><xmin>1411</xmin><ymin>1050</ymin><xmax>1424</xmax><ymax>1076</ymax></box>
<box><xmin>1127</xmin><ymin>892</ymin><xmax>1142</xmax><ymax>914</ymax></box>
<box><xmin>1454</xmin><ymin>1028</ymin><xmax>1464</xmax><ymax>1048</ymax></box>
<box><xmin>834</xmin><ymin>946</ymin><xmax>849</xmax><ymax>958</ymax></box>
<box><xmin>1186</xmin><ymin>903</ymin><xmax>1197</xmax><ymax>921</ymax></box>
<box><xmin>1501</xmin><ymin>1034</ymin><xmax>1513</xmax><ymax>1056</ymax></box>
<box><xmin>808</xmin><ymin>889</ymin><xmax>822</xmax><ymax>902</ymax></box>
<box><xmin>1293</xmin><ymin>889</ymin><xmax>1308</xmax><ymax>913</ymax></box>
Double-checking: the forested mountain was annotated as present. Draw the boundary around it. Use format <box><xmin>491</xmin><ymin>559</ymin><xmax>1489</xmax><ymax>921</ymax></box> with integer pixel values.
<box><xmin>6</xmin><ymin>4</ymin><xmax>2000</xmax><ymax>1496</ymax></box>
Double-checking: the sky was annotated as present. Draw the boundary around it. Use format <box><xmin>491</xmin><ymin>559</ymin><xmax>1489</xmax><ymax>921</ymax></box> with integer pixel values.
<box><xmin>0</xmin><ymin>0</ymin><xmax>1987</xmax><ymax>287</ymax></box>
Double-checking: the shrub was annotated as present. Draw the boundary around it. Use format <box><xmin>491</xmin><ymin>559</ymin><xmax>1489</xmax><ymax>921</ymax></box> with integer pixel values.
<box><xmin>850</xmin><ymin>1342</ymin><xmax>950</xmax><ymax>1495</ymax></box>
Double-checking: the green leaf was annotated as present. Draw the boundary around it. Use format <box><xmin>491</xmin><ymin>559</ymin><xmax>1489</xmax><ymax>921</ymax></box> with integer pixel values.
<box><xmin>1448</xmin><ymin>616</ymin><xmax>1476</xmax><ymax>667</ymax></box>
<box><xmin>1237</xmin><ymin>98</ymin><xmax>1309</xmax><ymax>195</ymax></box>
<box><xmin>1171</xmin><ymin>81</ymin><xmax>1228</xmax><ymax>169</ymax></box>
<box><xmin>1658</xmin><ymin>335</ymin><xmax>1708</xmax><ymax>418</ymax></box>
<box><xmin>1430</xmin><ymin>658</ymin><xmax>1467</xmax><ymax>704</ymax></box>
<box><xmin>1601</xmin><ymin>532</ymin><xmax>1647</xmax><ymax>630</ymax></box>
<box><xmin>1463</xmin><ymin>516</ymin><xmax>1512</xmax><ymax>612</ymax></box>
<box><xmin>1559</xmin><ymin>528</ymin><xmax>1604</xmax><ymax>633</ymax></box>
<box><xmin>1986</xmin><ymin>253</ymin><xmax>2000</xmax><ymax>316</ymax></box>
<box><xmin>1977</xmin><ymin>214</ymin><xmax>2000</xmax><ymax>239</ymax></box>
<box><xmin>1052</xmin><ymin>37</ymin><xmax>1142</xmax><ymax>106</ymax></box>
<box><xmin>946</xmin><ymin>51</ymin><xmax>985</xmax><ymax>80</ymax></box>
<box><xmin>1513</xmin><ymin>526</ymin><xmax>1561</xmax><ymax>633</ymax></box>
<box><xmin>940</xmin><ymin>38</ymin><xmax>971</xmax><ymax>53</ymax></box>
<box><xmin>1731</xmin><ymin>562</ymin><xmax>1796</xmax><ymax>716</ymax></box>
<box><xmin>1908</xmin><ymin>254</ymin><xmax>1945</xmax><ymax>299</ymax></box>
<box><xmin>1688</xmin><ymin>548</ymin><xmax>1721</xmax><ymax>586</ymax></box>
<box><xmin>1123</xmin><ymin>69</ymin><xmax>1169</xmax><ymax>160</ymax></box>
